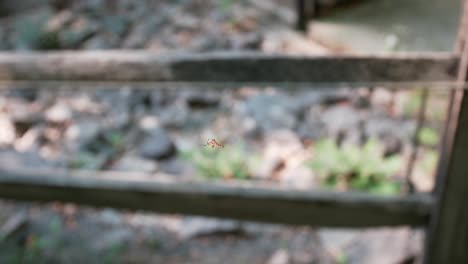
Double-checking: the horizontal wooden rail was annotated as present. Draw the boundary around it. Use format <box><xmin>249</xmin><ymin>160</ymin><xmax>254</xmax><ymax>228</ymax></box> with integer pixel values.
<box><xmin>0</xmin><ymin>51</ymin><xmax>458</xmax><ymax>83</ymax></box>
<box><xmin>0</xmin><ymin>168</ymin><xmax>433</xmax><ymax>227</ymax></box>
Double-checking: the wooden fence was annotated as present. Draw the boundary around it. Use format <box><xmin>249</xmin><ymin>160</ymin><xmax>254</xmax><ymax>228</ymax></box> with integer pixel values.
<box><xmin>0</xmin><ymin>1</ymin><xmax>467</xmax><ymax>263</ymax></box>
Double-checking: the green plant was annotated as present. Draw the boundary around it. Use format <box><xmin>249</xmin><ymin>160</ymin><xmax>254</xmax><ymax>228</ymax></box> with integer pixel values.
<box><xmin>336</xmin><ymin>252</ymin><xmax>349</xmax><ymax>264</ymax></box>
<box><xmin>220</xmin><ymin>0</ymin><xmax>236</xmax><ymax>10</ymax></box>
<box><xmin>306</xmin><ymin>138</ymin><xmax>403</xmax><ymax>195</ymax></box>
<box><xmin>180</xmin><ymin>143</ymin><xmax>259</xmax><ymax>180</ymax></box>
<box><xmin>418</xmin><ymin>127</ymin><xmax>439</xmax><ymax>147</ymax></box>
<box><xmin>103</xmin><ymin>242</ymin><xmax>126</xmax><ymax>264</ymax></box>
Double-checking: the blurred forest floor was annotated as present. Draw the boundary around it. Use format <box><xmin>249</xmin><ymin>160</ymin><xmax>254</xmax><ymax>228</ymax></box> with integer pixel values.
<box><xmin>0</xmin><ymin>0</ymin><xmax>459</xmax><ymax>263</ymax></box>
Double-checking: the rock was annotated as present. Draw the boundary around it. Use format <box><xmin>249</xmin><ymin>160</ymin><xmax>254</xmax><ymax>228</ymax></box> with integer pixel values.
<box><xmin>365</xmin><ymin>116</ymin><xmax>415</xmax><ymax>142</ymax></box>
<box><xmin>345</xmin><ymin>228</ymin><xmax>422</xmax><ymax>264</ymax></box>
<box><xmin>293</xmin><ymin>91</ymin><xmax>326</xmax><ymax>113</ymax></box>
<box><xmin>172</xmin><ymin>217</ymin><xmax>242</xmax><ymax>240</ymax></box>
<box><xmin>187</xmin><ymin>33</ymin><xmax>230</xmax><ymax>51</ymax></box>
<box><xmin>230</xmin><ymin>32</ymin><xmax>262</xmax><ymax>50</ymax></box>
<box><xmin>0</xmin><ymin>114</ymin><xmax>16</xmax><ymax>147</ymax></box>
<box><xmin>0</xmin><ymin>211</ymin><xmax>28</xmax><ymax>241</ymax></box>
<box><xmin>103</xmin><ymin>108</ymin><xmax>131</xmax><ymax>130</ymax></box>
<box><xmin>92</xmin><ymin>229</ymin><xmax>132</xmax><ymax>252</ymax></box>
<box><xmin>13</xmin><ymin>9</ymin><xmax>61</xmax><ymax>50</ymax></box>
<box><xmin>268</xmin><ymin>249</ymin><xmax>290</xmax><ymax>264</ymax></box>
<box><xmin>353</xmin><ymin>95</ymin><xmax>372</xmax><ymax>109</ymax></box>
<box><xmin>65</xmin><ymin>119</ymin><xmax>101</xmax><ymax>151</ymax></box>
<box><xmin>382</xmin><ymin>136</ymin><xmax>403</xmax><ymax>157</ymax></box>
<box><xmin>296</xmin><ymin>106</ymin><xmax>325</xmax><ymax>141</ymax></box>
<box><xmin>82</xmin><ymin>34</ymin><xmax>119</xmax><ymax>49</ymax></box>
<box><xmin>6</xmin><ymin>89</ymin><xmax>38</xmax><ymax>102</ymax></box>
<box><xmin>101</xmin><ymin>16</ymin><xmax>130</xmax><ymax>38</ymax></box>
<box><xmin>112</xmin><ymin>154</ymin><xmax>157</xmax><ymax>173</ymax></box>
<box><xmin>159</xmin><ymin>101</ymin><xmax>190</xmax><ymax>129</ymax></box>
<box><xmin>7</xmin><ymin>100</ymin><xmax>43</xmax><ymax>135</ymax></box>
<box><xmin>45</xmin><ymin>102</ymin><xmax>72</xmax><ymax>123</ymax></box>
<box><xmin>122</xmin><ymin>16</ymin><xmax>165</xmax><ymax>48</ymax></box>
<box><xmin>15</xmin><ymin>126</ymin><xmax>42</xmax><ymax>152</ymax></box>
<box><xmin>171</xmin><ymin>12</ymin><xmax>200</xmax><ymax>30</ymax></box>
<box><xmin>321</xmin><ymin>105</ymin><xmax>362</xmax><ymax>139</ymax></box>
<box><xmin>98</xmin><ymin>209</ymin><xmax>123</xmax><ymax>226</ymax></box>
<box><xmin>138</xmin><ymin>116</ymin><xmax>160</xmax><ymax>132</ymax></box>
<box><xmin>245</xmin><ymin>94</ymin><xmax>297</xmax><ymax>133</ymax></box>
<box><xmin>158</xmin><ymin>158</ymin><xmax>197</xmax><ymax>177</ymax></box>
<box><xmin>139</xmin><ymin>128</ymin><xmax>176</xmax><ymax>160</ymax></box>
<box><xmin>96</xmin><ymin>88</ymin><xmax>132</xmax><ymax>109</ymax></box>
<box><xmin>296</xmin><ymin>122</ymin><xmax>324</xmax><ymax>142</ymax></box>
<box><xmin>371</xmin><ymin>88</ymin><xmax>395</xmax><ymax>107</ymax></box>
<box><xmin>319</xmin><ymin>229</ymin><xmax>360</xmax><ymax>251</ymax></box>
<box><xmin>58</xmin><ymin>16</ymin><xmax>99</xmax><ymax>48</ymax></box>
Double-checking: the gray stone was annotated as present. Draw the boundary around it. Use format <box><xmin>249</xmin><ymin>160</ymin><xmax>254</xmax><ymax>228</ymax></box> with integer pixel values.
<box><xmin>267</xmin><ymin>249</ymin><xmax>290</xmax><ymax>264</ymax></box>
<box><xmin>159</xmin><ymin>101</ymin><xmax>190</xmax><ymax>129</ymax></box>
<box><xmin>0</xmin><ymin>211</ymin><xmax>28</xmax><ymax>241</ymax></box>
<box><xmin>0</xmin><ymin>114</ymin><xmax>16</xmax><ymax>147</ymax></box>
<box><xmin>296</xmin><ymin>106</ymin><xmax>325</xmax><ymax>141</ymax></box>
<box><xmin>139</xmin><ymin>128</ymin><xmax>176</xmax><ymax>160</ymax></box>
<box><xmin>45</xmin><ymin>102</ymin><xmax>72</xmax><ymax>123</ymax></box>
<box><xmin>296</xmin><ymin>122</ymin><xmax>324</xmax><ymax>141</ymax></box>
<box><xmin>245</xmin><ymin>94</ymin><xmax>297</xmax><ymax>133</ymax></box>
<box><xmin>345</xmin><ymin>228</ymin><xmax>422</xmax><ymax>264</ymax></box>
<box><xmin>92</xmin><ymin>229</ymin><xmax>132</xmax><ymax>252</ymax></box>
<box><xmin>319</xmin><ymin>229</ymin><xmax>360</xmax><ymax>250</ymax></box>
<box><xmin>65</xmin><ymin>119</ymin><xmax>101</xmax><ymax>150</ymax></box>
<box><xmin>321</xmin><ymin>105</ymin><xmax>361</xmax><ymax>137</ymax></box>
<box><xmin>101</xmin><ymin>16</ymin><xmax>130</xmax><ymax>38</ymax></box>
<box><xmin>365</xmin><ymin>116</ymin><xmax>415</xmax><ymax>142</ymax></box>
<box><xmin>158</xmin><ymin>158</ymin><xmax>196</xmax><ymax>178</ymax></box>
<box><xmin>112</xmin><ymin>154</ymin><xmax>157</xmax><ymax>173</ymax></box>
<box><xmin>293</xmin><ymin>91</ymin><xmax>326</xmax><ymax>113</ymax></box>
<box><xmin>122</xmin><ymin>16</ymin><xmax>165</xmax><ymax>49</ymax></box>
<box><xmin>13</xmin><ymin>9</ymin><xmax>61</xmax><ymax>50</ymax></box>
<box><xmin>82</xmin><ymin>34</ymin><xmax>119</xmax><ymax>49</ymax></box>
<box><xmin>230</xmin><ymin>32</ymin><xmax>262</xmax><ymax>50</ymax></box>
<box><xmin>98</xmin><ymin>209</ymin><xmax>123</xmax><ymax>226</ymax></box>
<box><xmin>171</xmin><ymin>11</ymin><xmax>200</xmax><ymax>30</ymax></box>
<box><xmin>58</xmin><ymin>16</ymin><xmax>99</xmax><ymax>48</ymax></box>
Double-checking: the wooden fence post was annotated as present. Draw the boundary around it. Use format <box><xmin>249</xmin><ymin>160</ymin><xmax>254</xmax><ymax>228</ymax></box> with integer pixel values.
<box><xmin>424</xmin><ymin>1</ymin><xmax>468</xmax><ymax>262</ymax></box>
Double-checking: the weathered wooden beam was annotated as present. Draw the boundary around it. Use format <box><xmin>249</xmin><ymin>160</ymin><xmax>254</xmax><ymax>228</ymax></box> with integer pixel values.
<box><xmin>424</xmin><ymin>91</ymin><xmax>468</xmax><ymax>263</ymax></box>
<box><xmin>0</xmin><ymin>167</ymin><xmax>432</xmax><ymax>227</ymax></box>
<box><xmin>0</xmin><ymin>51</ymin><xmax>458</xmax><ymax>83</ymax></box>
<box><xmin>424</xmin><ymin>1</ymin><xmax>468</xmax><ymax>261</ymax></box>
